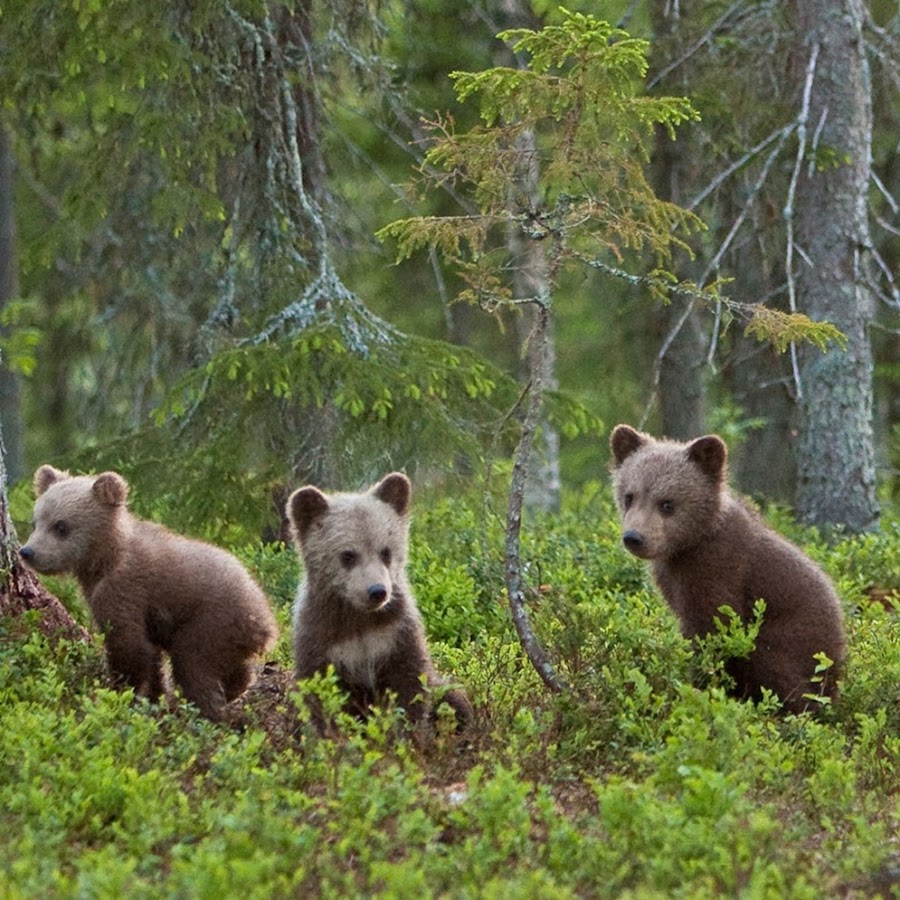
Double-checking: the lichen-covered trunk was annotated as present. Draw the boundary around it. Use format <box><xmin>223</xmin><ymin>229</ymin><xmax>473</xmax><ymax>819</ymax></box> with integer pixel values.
<box><xmin>792</xmin><ymin>0</ymin><xmax>879</xmax><ymax>531</ymax></box>
<box><xmin>508</xmin><ymin>132</ymin><xmax>561</xmax><ymax>513</ymax></box>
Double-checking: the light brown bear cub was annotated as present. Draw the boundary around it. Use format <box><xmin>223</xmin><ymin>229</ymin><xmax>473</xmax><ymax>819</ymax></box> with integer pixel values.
<box><xmin>610</xmin><ymin>425</ymin><xmax>845</xmax><ymax>713</ymax></box>
<box><xmin>20</xmin><ymin>465</ymin><xmax>278</xmax><ymax>721</ymax></box>
<box><xmin>287</xmin><ymin>472</ymin><xmax>473</xmax><ymax>735</ymax></box>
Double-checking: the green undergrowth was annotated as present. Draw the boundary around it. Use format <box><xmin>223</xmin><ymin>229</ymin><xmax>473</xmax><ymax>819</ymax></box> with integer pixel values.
<box><xmin>1</xmin><ymin>486</ymin><xmax>898</xmax><ymax>898</ymax></box>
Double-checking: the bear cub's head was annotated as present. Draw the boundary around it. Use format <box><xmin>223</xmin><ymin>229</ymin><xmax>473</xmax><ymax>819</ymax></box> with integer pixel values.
<box><xmin>20</xmin><ymin>465</ymin><xmax>129</xmax><ymax>576</ymax></box>
<box><xmin>610</xmin><ymin>424</ymin><xmax>728</xmax><ymax>560</ymax></box>
<box><xmin>287</xmin><ymin>472</ymin><xmax>411</xmax><ymax>613</ymax></box>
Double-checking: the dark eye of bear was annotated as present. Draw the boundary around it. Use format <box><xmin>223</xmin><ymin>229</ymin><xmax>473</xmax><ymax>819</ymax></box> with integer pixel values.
<box><xmin>339</xmin><ymin>550</ymin><xmax>358</xmax><ymax>568</ymax></box>
<box><xmin>623</xmin><ymin>493</ymin><xmax>634</xmax><ymax>510</ymax></box>
<box><xmin>659</xmin><ymin>500</ymin><xmax>675</xmax><ymax>515</ymax></box>
<box><xmin>52</xmin><ymin>520</ymin><xmax>70</xmax><ymax>538</ymax></box>
<box><xmin>380</xmin><ymin>547</ymin><xmax>392</xmax><ymax>565</ymax></box>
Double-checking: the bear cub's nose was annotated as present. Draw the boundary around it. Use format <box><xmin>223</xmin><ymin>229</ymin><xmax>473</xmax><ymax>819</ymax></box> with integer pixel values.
<box><xmin>622</xmin><ymin>530</ymin><xmax>645</xmax><ymax>552</ymax></box>
<box><xmin>20</xmin><ymin>546</ymin><xmax>35</xmax><ymax>562</ymax></box>
<box><xmin>367</xmin><ymin>583</ymin><xmax>388</xmax><ymax>605</ymax></box>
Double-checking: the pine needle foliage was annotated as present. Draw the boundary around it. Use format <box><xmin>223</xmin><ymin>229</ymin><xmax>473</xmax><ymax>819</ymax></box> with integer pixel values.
<box><xmin>378</xmin><ymin>9</ymin><xmax>705</xmax><ymax>303</ymax></box>
<box><xmin>378</xmin><ymin>8</ymin><xmax>844</xmax><ymax>352</ymax></box>
<box><xmin>78</xmin><ymin>324</ymin><xmax>533</xmax><ymax>541</ymax></box>
<box><xmin>744</xmin><ymin>307</ymin><xmax>847</xmax><ymax>354</ymax></box>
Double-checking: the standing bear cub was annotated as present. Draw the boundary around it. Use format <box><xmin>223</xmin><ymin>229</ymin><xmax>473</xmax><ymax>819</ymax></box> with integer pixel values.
<box><xmin>610</xmin><ymin>425</ymin><xmax>846</xmax><ymax>713</ymax></box>
<box><xmin>287</xmin><ymin>472</ymin><xmax>473</xmax><ymax>736</ymax></box>
<box><xmin>21</xmin><ymin>465</ymin><xmax>278</xmax><ymax>721</ymax></box>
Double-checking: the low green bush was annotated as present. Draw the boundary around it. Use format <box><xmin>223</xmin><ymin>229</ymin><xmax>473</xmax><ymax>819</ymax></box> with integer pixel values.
<box><xmin>1</xmin><ymin>485</ymin><xmax>897</xmax><ymax>898</ymax></box>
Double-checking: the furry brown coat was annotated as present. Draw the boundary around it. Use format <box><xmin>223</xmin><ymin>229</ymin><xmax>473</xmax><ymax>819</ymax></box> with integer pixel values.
<box><xmin>287</xmin><ymin>472</ymin><xmax>473</xmax><ymax>734</ymax></box>
<box><xmin>20</xmin><ymin>466</ymin><xmax>278</xmax><ymax>720</ymax></box>
<box><xmin>610</xmin><ymin>425</ymin><xmax>846</xmax><ymax>712</ymax></box>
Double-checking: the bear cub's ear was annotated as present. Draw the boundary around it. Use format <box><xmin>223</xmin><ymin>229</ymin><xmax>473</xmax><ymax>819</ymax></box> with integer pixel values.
<box><xmin>610</xmin><ymin>424</ymin><xmax>648</xmax><ymax>466</ymax></box>
<box><xmin>93</xmin><ymin>472</ymin><xmax>129</xmax><ymax>507</ymax></box>
<box><xmin>372</xmin><ymin>472</ymin><xmax>411</xmax><ymax>517</ymax></box>
<box><xmin>686</xmin><ymin>435</ymin><xmax>728</xmax><ymax>482</ymax></box>
<box><xmin>34</xmin><ymin>464</ymin><xmax>70</xmax><ymax>497</ymax></box>
<box><xmin>287</xmin><ymin>486</ymin><xmax>330</xmax><ymax>541</ymax></box>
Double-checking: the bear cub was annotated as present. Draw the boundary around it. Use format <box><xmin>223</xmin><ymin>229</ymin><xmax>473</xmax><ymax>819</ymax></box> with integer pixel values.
<box><xmin>287</xmin><ymin>472</ymin><xmax>473</xmax><ymax>735</ymax></box>
<box><xmin>21</xmin><ymin>465</ymin><xmax>278</xmax><ymax>721</ymax></box>
<box><xmin>610</xmin><ymin>425</ymin><xmax>846</xmax><ymax>713</ymax></box>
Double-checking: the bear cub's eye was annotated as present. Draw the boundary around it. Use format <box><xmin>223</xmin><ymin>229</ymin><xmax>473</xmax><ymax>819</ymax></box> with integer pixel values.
<box><xmin>52</xmin><ymin>520</ymin><xmax>70</xmax><ymax>538</ymax></box>
<box><xmin>379</xmin><ymin>547</ymin><xmax>392</xmax><ymax>565</ymax></box>
<box><xmin>623</xmin><ymin>493</ymin><xmax>634</xmax><ymax>510</ymax></box>
<box><xmin>339</xmin><ymin>550</ymin><xmax>358</xmax><ymax>568</ymax></box>
<box><xmin>659</xmin><ymin>500</ymin><xmax>675</xmax><ymax>515</ymax></box>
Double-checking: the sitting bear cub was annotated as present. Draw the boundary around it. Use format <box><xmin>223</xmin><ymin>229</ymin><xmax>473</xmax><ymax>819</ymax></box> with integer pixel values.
<box><xmin>610</xmin><ymin>425</ymin><xmax>846</xmax><ymax>713</ymax></box>
<box><xmin>21</xmin><ymin>465</ymin><xmax>278</xmax><ymax>721</ymax></box>
<box><xmin>287</xmin><ymin>472</ymin><xmax>473</xmax><ymax>736</ymax></box>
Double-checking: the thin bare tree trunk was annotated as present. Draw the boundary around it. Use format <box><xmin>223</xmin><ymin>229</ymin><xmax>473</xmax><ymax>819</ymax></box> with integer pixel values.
<box><xmin>790</xmin><ymin>0</ymin><xmax>879</xmax><ymax>531</ymax></box>
<box><xmin>495</xmin><ymin>0</ymin><xmax>561</xmax><ymax>512</ymax></box>
<box><xmin>491</xmin><ymin>0</ymin><xmax>565</xmax><ymax>692</ymax></box>
<box><xmin>648</xmin><ymin>0</ymin><xmax>707</xmax><ymax>441</ymax></box>
<box><xmin>509</xmin><ymin>128</ymin><xmax>561</xmax><ymax>512</ymax></box>
<box><xmin>0</xmin><ymin>124</ymin><xmax>24</xmax><ymax>484</ymax></box>
<box><xmin>0</xmin><ymin>132</ymin><xmax>82</xmax><ymax>632</ymax></box>
<box><xmin>504</xmin><ymin>300</ymin><xmax>565</xmax><ymax>693</ymax></box>
<box><xmin>728</xmin><ymin>216</ymin><xmax>797</xmax><ymax>502</ymax></box>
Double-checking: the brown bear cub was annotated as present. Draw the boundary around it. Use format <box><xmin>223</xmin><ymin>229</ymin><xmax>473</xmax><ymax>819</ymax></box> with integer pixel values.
<box><xmin>287</xmin><ymin>472</ymin><xmax>473</xmax><ymax>736</ymax></box>
<box><xmin>20</xmin><ymin>466</ymin><xmax>278</xmax><ymax>721</ymax></box>
<box><xmin>610</xmin><ymin>425</ymin><xmax>846</xmax><ymax>713</ymax></box>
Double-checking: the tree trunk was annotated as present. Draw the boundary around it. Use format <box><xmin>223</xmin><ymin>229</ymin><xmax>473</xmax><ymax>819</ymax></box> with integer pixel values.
<box><xmin>791</xmin><ymin>0</ymin><xmax>879</xmax><ymax>531</ymax></box>
<box><xmin>729</xmin><ymin>337</ymin><xmax>798</xmax><ymax>503</ymax></box>
<box><xmin>0</xmin><ymin>126</ymin><xmax>67</xmax><ymax>619</ymax></box>
<box><xmin>509</xmin><ymin>129</ymin><xmax>561</xmax><ymax>513</ymax></box>
<box><xmin>0</xmin><ymin>123</ymin><xmax>24</xmax><ymax>485</ymax></box>
<box><xmin>727</xmin><ymin>219</ymin><xmax>797</xmax><ymax>503</ymax></box>
<box><xmin>497</xmin><ymin>0</ymin><xmax>561</xmax><ymax>512</ymax></box>
<box><xmin>504</xmin><ymin>301</ymin><xmax>565</xmax><ymax>693</ymax></box>
<box><xmin>648</xmin><ymin>1</ymin><xmax>707</xmax><ymax>441</ymax></box>
<box><xmin>0</xmin><ymin>425</ymin><xmax>88</xmax><ymax>642</ymax></box>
